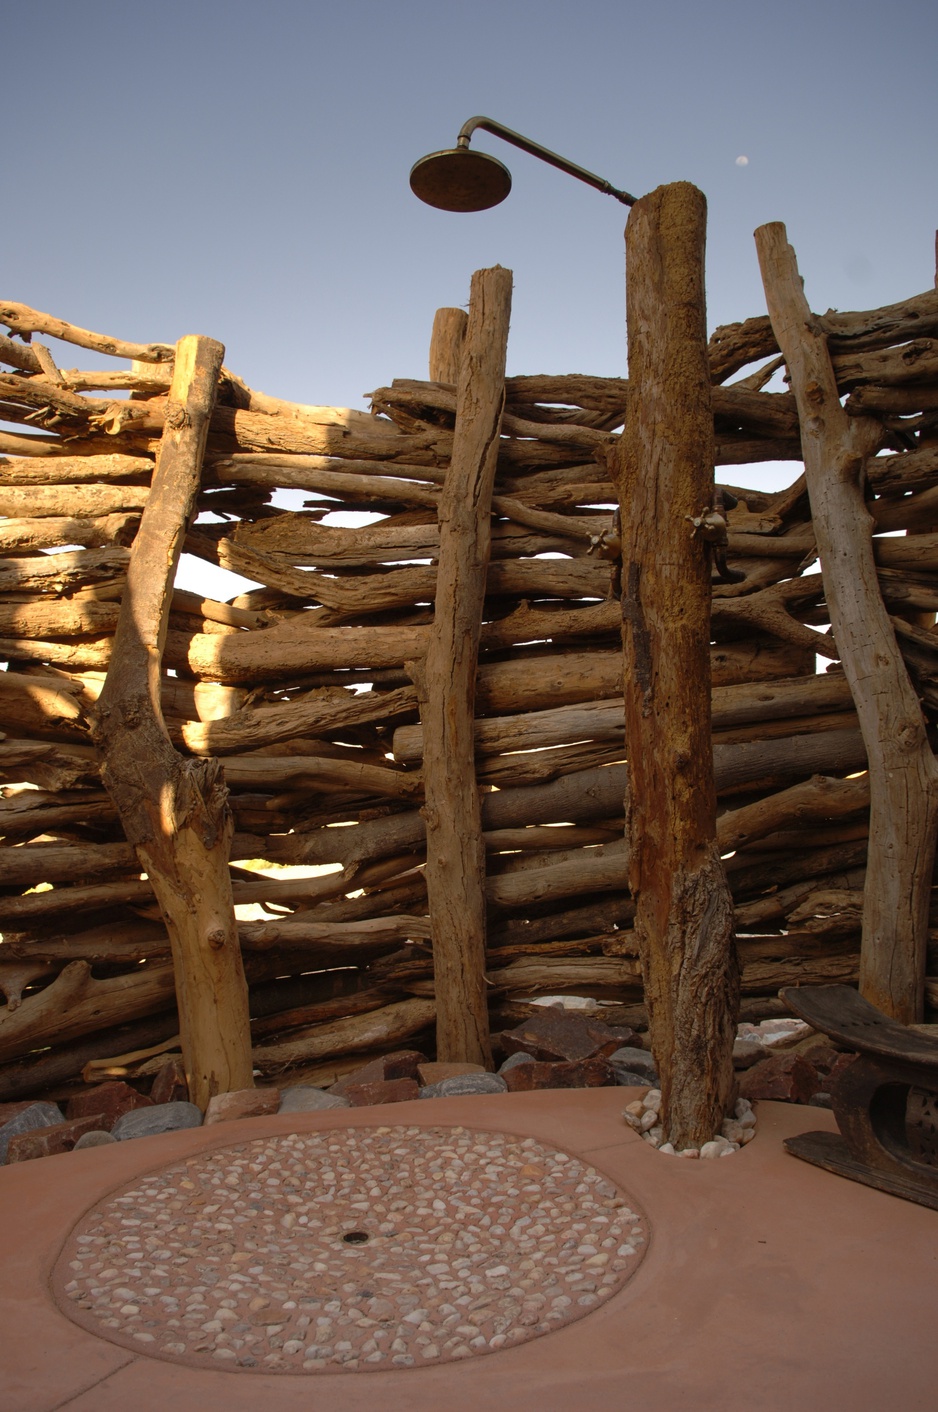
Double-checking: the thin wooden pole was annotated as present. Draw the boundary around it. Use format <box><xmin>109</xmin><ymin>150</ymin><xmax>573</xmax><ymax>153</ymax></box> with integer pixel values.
<box><xmin>613</xmin><ymin>183</ymin><xmax>739</xmax><ymax>1149</ymax></box>
<box><xmin>756</xmin><ymin>222</ymin><xmax>938</xmax><ymax>1022</ymax></box>
<box><xmin>92</xmin><ymin>336</ymin><xmax>254</xmax><ymax>1107</ymax></box>
<box><xmin>416</xmin><ymin>268</ymin><xmax>512</xmax><ymax>1066</ymax></box>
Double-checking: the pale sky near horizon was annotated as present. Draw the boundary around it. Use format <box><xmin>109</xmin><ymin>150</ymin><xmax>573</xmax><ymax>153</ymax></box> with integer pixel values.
<box><xmin>4</xmin><ymin>0</ymin><xmax>937</xmax><ymax>591</ymax></box>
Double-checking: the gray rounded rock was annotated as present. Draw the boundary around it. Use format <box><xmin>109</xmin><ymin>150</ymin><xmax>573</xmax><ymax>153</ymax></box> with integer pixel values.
<box><xmin>608</xmin><ymin>1047</ymin><xmax>659</xmax><ymax>1084</ymax></box>
<box><xmin>498</xmin><ymin>1052</ymin><xmax>536</xmax><ymax>1074</ymax></box>
<box><xmin>419</xmin><ymin>1073</ymin><xmax>507</xmax><ymax>1099</ymax></box>
<box><xmin>278</xmin><ymin>1087</ymin><xmax>351</xmax><ymax>1113</ymax></box>
<box><xmin>612</xmin><ymin>1069</ymin><xmax>657</xmax><ymax>1087</ymax></box>
<box><xmin>0</xmin><ymin>1102</ymin><xmax>64</xmax><ymax>1164</ymax></box>
<box><xmin>74</xmin><ymin>1129</ymin><xmax>117</xmax><ymax>1150</ymax></box>
<box><xmin>112</xmin><ymin>1101</ymin><xmax>203</xmax><ymax>1141</ymax></box>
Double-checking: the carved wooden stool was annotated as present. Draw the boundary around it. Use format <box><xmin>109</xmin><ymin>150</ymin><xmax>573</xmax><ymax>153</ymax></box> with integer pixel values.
<box><xmin>778</xmin><ymin>983</ymin><xmax>938</xmax><ymax>1211</ymax></box>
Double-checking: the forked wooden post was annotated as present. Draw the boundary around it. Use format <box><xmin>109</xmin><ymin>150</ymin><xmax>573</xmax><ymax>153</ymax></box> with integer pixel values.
<box><xmin>613</xmin><ymin>184</ymin><xmax>739</xmax><ymax>1149</ymax></box>
<box><xmin>91</xmin><ymin>335</ymin><xmax>254</xmax><ymax>1107</ymax></box>
<box><xmin>415</xmin><ymin>269</ymin><xmax>512</xmax><ymax>1066</ymax></box>
<box><xmin>756</xmin><ymin>223</ymin><xmax>938</xmax><ymax>1022</ymax></box>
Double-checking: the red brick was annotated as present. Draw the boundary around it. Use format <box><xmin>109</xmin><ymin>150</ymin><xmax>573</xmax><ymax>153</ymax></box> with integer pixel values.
<box><xmin>800</xmin><ymin>1042</ymin><xmax>846</xmax><ymax>1078</ymax></box>
<box><xmin>738</xmin><ymin>1052</ymin><xmax>820</xmax><ymax>1104</ymax></box>
<box><xmin>0</xmin><ymin>1101</ymin><xmax>37</xmax><ymax>1126</ymax></box>
<box><xmin>502</xmin><ymin>1056</ymin><xmax>614</xmax><ymax>1092</ymax></box>
<box><xmin>498</xmin><ymin>1010</ymin><xmax>638</xmax><ymax>1064</ymax></box>
<box><xmin>330</xmin><ymin>1050</ymin><xmax>426</xmax><ymax>1096</ymax></box>
<box><xmin>150</xmin><ymin>1058</ymin><xmax>188</xmax><ymax>1105</ymax></box>
<box><xmin>341</xmin><ymin>1077</ymin><xmax>421</xmax><ymax>1107</ymax></box>
<box><xmin>6</xmin><ymin>1114</ymin><xmax>108</xmax><ymax>1163</ymax></box>
<box><xmin>825</xmin><ymin>1052</ymin><xmax>860</xmax><ymax>1090</ymax></box>
<box><xmin>65</xmin><ymin>1081</ymin><xmax>153</xmax><ymax>1129</ymax></box>
<box><xmin>203</xmin><ymin>1088</ymin><xmax>281</xmax><ymax>1126</ymax></box>
<box><xmin>417</xmin><ymin>1062</ymin><xmax>485</xmax><ymax>1086</ymax></box>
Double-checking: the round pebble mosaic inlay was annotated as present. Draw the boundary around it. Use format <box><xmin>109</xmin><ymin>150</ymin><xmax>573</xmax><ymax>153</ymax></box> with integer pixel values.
<box><xmin>54</xmin><ymin>1125</ymin><xmax>648</xmax><ymax>1374</ymax></box>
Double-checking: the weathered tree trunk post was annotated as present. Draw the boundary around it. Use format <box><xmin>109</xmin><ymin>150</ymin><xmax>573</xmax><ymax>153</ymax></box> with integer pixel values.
<box><xmin>429</xmin><ymin>307</ymin><xmax>468</xmax><ymax>384</ymax></box>
<box><xmin>414</xmin><ymin>269</ymin><xmax>512</xmax><ymax>1066</ymax></box>
<box><xmin>91</xmin><ymin>335</ymin><xmax>254</xmax><ymax>1108</ymax></box>
<box><xmin>756</xmin><ymin>223</ymin><xmax>938</xmax><ymax>1023</ymax></box>
<box><xmin>613</xmin><ymin>184</ymin><xmax>739</xmax><ymax>1149</ymax></box>
<box><xmin>899</xmin><ymin>238</ymin><xmax>938</xmax><ymax>630</ymax></box>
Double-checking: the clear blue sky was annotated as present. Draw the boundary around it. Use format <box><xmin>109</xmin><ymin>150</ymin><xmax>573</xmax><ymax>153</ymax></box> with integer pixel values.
<box><xmin>5</xmin><ymin>0</ymin><xmax>937</xmax><ymax>456</ymax></box>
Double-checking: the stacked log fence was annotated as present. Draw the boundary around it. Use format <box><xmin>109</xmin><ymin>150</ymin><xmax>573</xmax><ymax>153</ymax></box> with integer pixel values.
<box><xmin>2</xmin><ymin>260</ymin><xmax>938</xmax><ymax>1104</ymax></box>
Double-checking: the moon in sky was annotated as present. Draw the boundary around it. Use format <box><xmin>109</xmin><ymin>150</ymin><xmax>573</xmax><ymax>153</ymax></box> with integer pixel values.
<box><xmin>735</xmin><ymin>155</ymin><xmax>750</xmax><ymax>166</ymax></box>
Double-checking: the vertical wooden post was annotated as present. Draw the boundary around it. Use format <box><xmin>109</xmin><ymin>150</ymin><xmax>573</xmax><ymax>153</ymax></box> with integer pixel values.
<box><xmin>756</xmin><ymin>223</ymin><xmax>938</xmax><ymax>1023</ymax></box>
<box><xmin>416</xmin><ymin>268</ymin><xmax>512</xmax><ymax>1066</ymax></box>
<box><xmin>902</xmin><ymin>236</ymin><xmax>938</xmax><ymax>627</ymax></box>
<box><xmin>429</xmin><ymin>307</ymin><xmax>468</xmax><ymax>384</ymax></box>
<box><xmin>92</xmin><ymin>336</ymin><xmax>253</xmax><ymax>1108</ymax></box>
<box><xmin>613</xmin><ymin>184</ymin><xmax>739</xmax><ymax>1149</ymax></box>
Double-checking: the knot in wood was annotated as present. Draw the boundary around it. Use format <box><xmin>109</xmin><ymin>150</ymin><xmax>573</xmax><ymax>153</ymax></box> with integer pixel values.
<box><xmin>120</xmin><ymin>700</ymin><xmax>143</xmax><ymax>729</ymax></box>
<box><xmin>207</xmin><ymin>928</ymin><xmax>227</xmax><ymax>951</ymax></box>
<box><xmin>805</xmin><ymin>380</ymin><xmax>824</xmax><ymax>406</ymax></box>
<box><xmin>92</xmin><ymin>402</ymin><xmax>143</xmax><ymax>436</ymax></box>
<box><xmin>165</xmin><ymin>401</ymin><xmax>191</xmax><ymax>431</ymax></box>
<box><xmin>901</xmin><ymin>340</ymin><xmax>929</xmax><ymax>365</ymax></box>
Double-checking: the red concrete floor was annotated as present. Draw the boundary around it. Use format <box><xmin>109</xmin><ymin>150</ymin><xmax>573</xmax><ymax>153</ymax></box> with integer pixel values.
<box><xmin>1</xmin><ymin>1088</ymin><xmax>935</xmax><ymax>1412</ymax></box>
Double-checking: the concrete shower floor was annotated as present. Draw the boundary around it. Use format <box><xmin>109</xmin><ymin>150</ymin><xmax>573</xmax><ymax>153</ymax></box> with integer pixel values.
<box><xmin>1</xmin><ymin>1088</ymin><xmax>935</xmax><ymax>1412</ymax></box>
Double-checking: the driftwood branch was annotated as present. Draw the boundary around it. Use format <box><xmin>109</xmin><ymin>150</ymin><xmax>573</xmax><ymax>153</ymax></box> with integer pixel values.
<box><xmin>90</xmin><ymin>335</ymin><xmax>254</xmax><ymax>1106</ymax></box>
<box><xmin>756</xmin><ymin>222</ymin><xmax>938</xmax><ymax>1023</ymax></box>
<box><xmin>0</xmin><ymin>299</ymin><xmax>175</xmax><ymax>363</ymax></box>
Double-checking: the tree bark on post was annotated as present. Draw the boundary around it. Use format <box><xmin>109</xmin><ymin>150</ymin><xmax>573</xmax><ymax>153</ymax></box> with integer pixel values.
<box><xmin>612</xmin><ymin>184</ymin><xmax>739</xmax><ymax>1150</ymax></box>
<box><xmin>429</xmin><ymin>307</ymin><xmax>468</xmax><ymax>384</ymax></box>
<box><xmin>415</xmin><ymin>268</ymin><xmax>512</xmax><ymax>1066</ymax></box>
<box><xmin>91</xmin><ymin>335</ymin><xmax>254</xmax><ymax>1108</ymax></box>
<box><xmin>756</xmin><ymin>223</ymin><xmax>938</xmax><ymax>1023</ymax></box>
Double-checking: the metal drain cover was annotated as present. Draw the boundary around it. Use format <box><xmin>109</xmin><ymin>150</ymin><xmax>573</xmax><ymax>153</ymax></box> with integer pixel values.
<box><xmin>55</xmin><ymin>1124</ymin><xmax>648</xmax><ymax>1373</ymax></box>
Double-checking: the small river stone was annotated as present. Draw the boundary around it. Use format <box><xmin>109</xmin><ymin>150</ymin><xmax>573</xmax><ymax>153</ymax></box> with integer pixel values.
<box><xmin>55</xmin><ymin>1124</ymin><xmax>647</xmax><ymax>1376</ymax></box>
<box><xmin>700</xmin><ymin>1137</ymin><xmax>732</xmax><ymax>1159</ymax></box>
<box><xmin>112</xmin><ymin>1102</ymin><xmax>204</xmax><ymax>1141</ymax></box>
<box><xmin>498</xmin><ymin>1052</ymin><xmax>536</xmax><ymax>1075</ymax></box>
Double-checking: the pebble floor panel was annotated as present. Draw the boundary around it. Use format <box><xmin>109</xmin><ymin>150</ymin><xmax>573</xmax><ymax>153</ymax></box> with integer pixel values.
<box><xmin>53</xmin><ymin>1124</ymin><xmax>648</xmax><ymax>1374</ymax></box>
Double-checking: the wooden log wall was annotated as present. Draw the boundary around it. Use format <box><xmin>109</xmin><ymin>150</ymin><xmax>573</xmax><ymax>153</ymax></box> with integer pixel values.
<box><xmin>2</xmin><ymin>269</ymin><xmax>938</xmax><ymax>1105</ymax></box>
